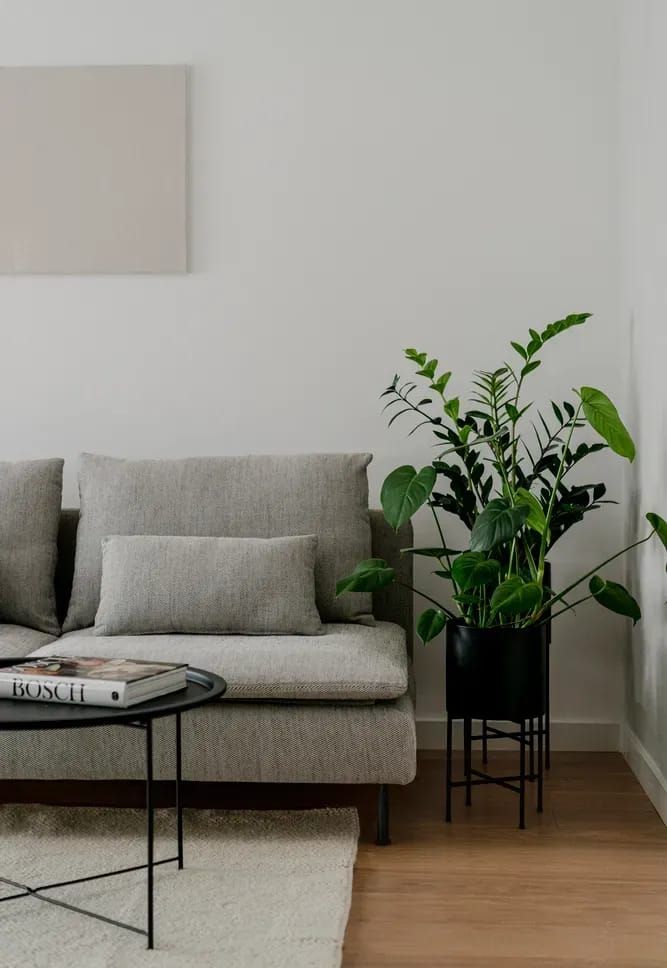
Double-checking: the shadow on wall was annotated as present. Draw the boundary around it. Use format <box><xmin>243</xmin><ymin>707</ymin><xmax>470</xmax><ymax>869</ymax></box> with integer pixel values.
<box><xmin>625</xmin><ymin>312</ymin><xmax>667</xmax><ymax>780</ymax></box>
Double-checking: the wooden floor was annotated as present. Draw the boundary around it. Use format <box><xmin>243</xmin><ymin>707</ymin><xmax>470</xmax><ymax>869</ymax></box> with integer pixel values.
<box><xmin>345</xmin><ymin>751</ymin><xmax>667</xmax><ymax>967</ymax></box>
<box><xmin>2</xmin><ymin>751</ymin><xmax>666</xmax><ymax>966</ymax></box>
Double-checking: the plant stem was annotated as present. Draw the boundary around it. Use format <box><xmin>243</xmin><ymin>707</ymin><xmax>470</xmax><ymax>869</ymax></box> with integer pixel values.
<box><xmin>539</xmin><ymin>531</ymin><xmax>655</xmax><ymax>616</ymax></box>
<box><xmin>396</xmin><ymin>581</ymin><xmax>457</xmax><ymax>620</ymax></box>
<box><xmin>537</xmin><ymin>405</ymin><xmax>582</xmax><ymax>584</ymax></box>
<box><xmin>541</xmin><ymin>593</ymin><xmax>594</xmax><ymax>624</ymax></box>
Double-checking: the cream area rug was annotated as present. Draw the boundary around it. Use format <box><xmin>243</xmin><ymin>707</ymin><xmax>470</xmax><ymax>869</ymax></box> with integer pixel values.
<box><xmin>0</xmin><ymin>805</ymin><xmax>359</xmax><ymax>968</ymax></box>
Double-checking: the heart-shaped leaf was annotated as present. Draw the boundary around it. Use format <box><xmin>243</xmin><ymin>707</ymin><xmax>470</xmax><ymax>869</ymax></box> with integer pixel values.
<box><xmin>417</xmin><ymin>608</ymin><xmax>447</xmax><ymax>644</ymax></box>
<box><xmin>515</xmin><ymin>487</ymin><xmax>549</xmax><ymax>537</ymax></box>
<box><xmin>579</xmin><ymin>387</ymin><xmax>635</xmax><ymax>461</ymax></box>
<box><xmin>470</xmin><ymin>499</ymin><xmax>530</xmax><ymax>552</ymax></box>
<box><xmin>490</xmin><ymin>577</ymin><xmax>542</xmax><ymax>616</ymax></box>
<box><xmin>647</xmin><ymin>512</ymin><xmax>667</xmax><ymax>552</ymax></box>
<box><xmin>589</xmin><ymin>576</ymin><xmax>641</xmax><ymax>625</ymax></box>
<box><xmin>451</xmin><ymin>552</ymin><xmax>500</xmax><ymax>591</ymax></box>
<box><xmin>381</xmin><ymin>465</ymin><xmax>437</xmax><ymax>532</ymax></box>
<box><xmin>336</xmin><ymin>559</ymin><xmax>395</xmax><ymax>596</ymax></box>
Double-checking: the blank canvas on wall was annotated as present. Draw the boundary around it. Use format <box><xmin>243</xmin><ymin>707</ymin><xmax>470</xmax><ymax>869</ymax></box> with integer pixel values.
<box><xmin>0</xmin><ymin>65</ymin><xmax>187</xmax><ymax>274</ymax></box>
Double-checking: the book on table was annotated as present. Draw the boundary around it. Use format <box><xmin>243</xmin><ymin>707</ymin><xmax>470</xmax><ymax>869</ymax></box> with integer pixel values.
<box><xmin>0</xmin><ymin>657</ymin><xmax>188</xmax><ymax>708</ymax></box>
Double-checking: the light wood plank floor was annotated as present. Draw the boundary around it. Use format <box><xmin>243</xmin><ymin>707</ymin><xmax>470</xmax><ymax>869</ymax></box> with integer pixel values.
<box><xmin>3</xmin><ymin>751</ymin><xmax>665</xmax><ymax>965</ymax></box>
<box><xmin>344</xmin><ymin>751</ymin><xmax>667</xmax><ymax>967</ymax></box>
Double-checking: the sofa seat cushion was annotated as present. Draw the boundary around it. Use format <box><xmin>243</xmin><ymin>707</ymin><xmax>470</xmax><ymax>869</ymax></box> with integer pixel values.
<box><xmin>29</xmin><ymin>621</ymin><xmax>408</xmax><ymax>702</ymax></box>
<box><xmin>0</xmin><ymin>625</ymin><xmax>58</xmax><ymax>660</ymax></box>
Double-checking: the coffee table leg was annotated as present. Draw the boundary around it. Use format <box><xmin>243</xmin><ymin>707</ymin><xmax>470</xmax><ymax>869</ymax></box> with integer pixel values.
<box><xmin>176</xmin><ymin>712</ymin><xmax>183</xmax><ymax>870</ymax></box>
<box><xmin>146</xmin><ymin>718</ymin><xmax>154</xmax><ymax>950</ymax></box>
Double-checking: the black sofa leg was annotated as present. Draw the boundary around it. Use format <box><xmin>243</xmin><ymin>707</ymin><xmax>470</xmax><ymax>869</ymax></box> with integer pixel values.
<box><xmin>376</xmin><ymin>784</ymin><xmax>391</xmax><ymax>846</ymax></box>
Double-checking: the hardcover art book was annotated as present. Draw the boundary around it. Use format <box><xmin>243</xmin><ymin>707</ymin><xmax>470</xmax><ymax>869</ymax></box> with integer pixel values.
<box><xmin>0</xmin><ymin>656</ymin><xmax>188</xmax><ymax>708</ymax></box>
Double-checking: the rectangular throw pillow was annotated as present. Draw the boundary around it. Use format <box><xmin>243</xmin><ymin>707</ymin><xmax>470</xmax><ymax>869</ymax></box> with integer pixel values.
<box><xmin>64</xmin><ymin>453</ymin><xmax>373</xmax><ymax>631</ymax></box>
<box><xmin>95</xmin><ymin>534</ymin><xmax>323</xmax><ymax>636</ymax></box>
<box><xmin>0</xmin><ymin>458</ymin><xmax>63</xmax><ymax>634</ymax></box>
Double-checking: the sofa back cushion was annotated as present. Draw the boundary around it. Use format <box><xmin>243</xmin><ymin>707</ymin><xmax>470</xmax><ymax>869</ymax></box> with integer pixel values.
<box><xmin>95</xmin><ymin>534</ymin><xmax>323</xmax><ymax>636</ymax></box>
<box><xmin>64</xmin><ymin>453</ymin><xmax>373</xmax><ymax>631</ymax></box>
<box><xmin>0</xmin><ymin>458</ymin><xmax>63</xmax><ymax>635</ymax></box>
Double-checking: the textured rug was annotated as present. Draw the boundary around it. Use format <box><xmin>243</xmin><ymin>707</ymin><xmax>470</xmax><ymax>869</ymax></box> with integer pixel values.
<box><xmin>0</xmin><ymin>805</ymin><xmax>359</xmax><ymax>967</ymax></box>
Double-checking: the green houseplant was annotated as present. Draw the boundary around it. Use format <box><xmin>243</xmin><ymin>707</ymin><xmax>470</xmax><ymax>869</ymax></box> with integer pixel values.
<box><xmin>337</xmin><ymin>312</ymin><xmax>667</xmax><ymax>640</ymax></box>
<box><xmin>337</xmin><ymin>312</ymin><xmax>667</xmax><ymax>826</ymax></box>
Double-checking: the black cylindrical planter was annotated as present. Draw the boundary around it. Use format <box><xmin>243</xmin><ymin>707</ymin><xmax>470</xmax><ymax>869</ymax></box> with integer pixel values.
<box><xmin>446</xmin><ymin>623</ymin><xmax>547</xmax><ymax>722</ymax></box>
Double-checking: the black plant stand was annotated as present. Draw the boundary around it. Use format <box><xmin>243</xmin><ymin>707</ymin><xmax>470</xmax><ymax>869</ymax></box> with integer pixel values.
<box><xmin>0</xmin><ymin>663</ymin><xmax>226</xmax><ymax>950</ymax></box>
<box><xmin>445</xmin><ymin>622</ymin><xmax>547</xmax><ymax>829</ymax></box>
<box><xmin>447</xmin><ymin>714</ymin><xmax>544</xmax><ymax>829</ymax></box>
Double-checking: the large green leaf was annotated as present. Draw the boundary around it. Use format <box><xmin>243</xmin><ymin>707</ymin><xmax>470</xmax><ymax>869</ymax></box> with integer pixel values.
<box><xmin>336</xmin><ymin>559</ymin><xmax>395</xmax><ymax>596</ymax></box>
<box><xmin>646</xmin><ymin>512</ymin><xmax>667</xmax><ymax>552</ymax></box>
<box><xmin>541</xmin><ymin>313</ymin><xmax>591</xmax><ymax>342</ymax></box>
<box><xmin>589</xmin><ymin>576</ymin><xmax>641</xmax><ymax>625</ymax></box>
<box><xmin>381</xmin><ymin>465</ymin><xmax>437</xmax><ymax>532</ymax></box>
<box><xmin>417</xmin><ymin>608</ymin><xmax>447</xmax><ymax>644</ymax></box>
<box><xmin>490</xmin><ymin>577</ymin><xmax>542</xmax><ymax>616</ymax></box>
<box><xmin>470</xmin><ymin>499</ymin><xmax>530</xmax><ymax>552</ymax></box>
<box><xmin>451</xmin><ymin>552</ymin><xmax>500</xmax><ymax>591</ymax></box>
<box><xmin>579</xmin><ymin>387</ymin><xmax>635</xmax><ymax>462</ymax></box>
<box><xmin>515</xmin><ymin>487</ymin><xmax>548</xmax><ymax>537</ymax></box>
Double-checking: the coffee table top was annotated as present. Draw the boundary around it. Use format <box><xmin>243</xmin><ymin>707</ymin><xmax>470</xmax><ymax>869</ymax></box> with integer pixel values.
<box><xmin>0</xmin><ymin>661</ymin><xmax>226</xmax><ymax>730</ymax></box>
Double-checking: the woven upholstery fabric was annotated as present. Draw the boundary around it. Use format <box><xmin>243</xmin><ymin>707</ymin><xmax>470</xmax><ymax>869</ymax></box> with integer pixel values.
<box><xmin>95</xmin><ymin>534</ymin><xmax>322</xmax><ymax>636</ymax></box>
<box><xmin>64</xmin><ymin>453</ymin><xmax>373</xmax><ymax>631</ymax></box>
<box><xmin>35</xmin><ymin>621</ymin><xmax>408</xmax><ymax>702</ymax></box>
<box><xmin>0</xmin><ymin>691</ymin><xmax>416</xmax><ymax>784</ymax></box>
<box><xmin>0</xmin><ymin>459</ymin><xmax>63</xmax><ymax>634</ymax></box>
<box><xmin>0</xmin><ymin>625</ymin><xmax>57</xmax><ymax>659</ymax></box>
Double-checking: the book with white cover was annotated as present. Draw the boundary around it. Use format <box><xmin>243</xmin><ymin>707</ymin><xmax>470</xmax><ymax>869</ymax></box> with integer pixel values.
<box><xmin>0</xmin><ymin>657</ymin><xmax>188</xmax><ymax>708</ymax></box>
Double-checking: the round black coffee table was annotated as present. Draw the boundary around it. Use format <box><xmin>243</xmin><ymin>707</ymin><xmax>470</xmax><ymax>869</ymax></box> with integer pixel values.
<box><xmin>0</xmin><ymin>661</ymin><xmax>226</xmax><ymax>950</ymax></box>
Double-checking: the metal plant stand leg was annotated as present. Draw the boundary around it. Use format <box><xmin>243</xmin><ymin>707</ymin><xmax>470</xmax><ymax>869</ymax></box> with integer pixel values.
<box><xmin>464</xmin><ymin>717</ymin><xmax>472</xmax><ymax>807</ymax></box>
<box><xmin>482</xmin><ymin>719</ymin><xmax>488</xmax><ymax>765</ymax></box>
<box><xmin>537</xmin><ymin>713</ymin><xmax>544</xmax><ymax>813</ymax></box>
<box><xmin>445</xmin><ymin>716</ymin><xmax>453</xmax><ymax>822</ymax></box>
<box><xmin>545</xmin><ymin>640</ymin><xmax>551</xmax><ymax>769</ymax></box>
<box><xmin>529</xmin><ymin>717</ymin><xmax>535</xmax><ymax>779</ymax></box>
<box><xmin>376</xmin><ymin>784</ymin><xmax>390</xmax><ymax>846</ymax></box>
<box><xmin>519</xmin><ymin>720</ymin><xmax>526</xmax><ymax>830</ymax></box>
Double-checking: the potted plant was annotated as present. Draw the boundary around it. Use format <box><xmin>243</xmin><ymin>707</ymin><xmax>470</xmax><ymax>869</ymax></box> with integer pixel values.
<box><xmin>337</xmin><ymin>313</ymin><xmax>667</xmax><ymax>825</ymax></box>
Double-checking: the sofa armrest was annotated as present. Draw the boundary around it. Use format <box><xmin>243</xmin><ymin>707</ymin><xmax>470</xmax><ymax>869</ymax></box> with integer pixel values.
<box><xmin>370</xmin><ymin>510</ymin><xmax>413</xmax><ymax>658</ymax></box>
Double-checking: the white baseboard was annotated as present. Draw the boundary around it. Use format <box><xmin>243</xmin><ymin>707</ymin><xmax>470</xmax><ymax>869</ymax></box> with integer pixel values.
<box><xmin>417</xmin><ymin>717</ymin><xmax>620</xmax><ymax>751</ymax></box>
<box><xmin>622</xmin><ymin>724</ymin><xmax>667</xmax><ymax>825</ymax></box>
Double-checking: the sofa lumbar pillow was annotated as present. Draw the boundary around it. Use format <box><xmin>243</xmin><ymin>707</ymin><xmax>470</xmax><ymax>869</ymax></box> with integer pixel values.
<box><xmin>0</xmin><ymin>458</ymin><xmax>63</xmax><ymax>635</ymax></box>
<box><xmin>64</xmin><ymin>453</ymin><xmax>373</xmax><ymax>632</ymax></box>
<box><xmin>94</xmin><ymin>533</ymin><xmax>323</xmax><ymax>636</ymax></box>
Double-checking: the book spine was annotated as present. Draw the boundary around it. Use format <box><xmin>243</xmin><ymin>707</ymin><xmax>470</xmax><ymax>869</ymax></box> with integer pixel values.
<box><xmin>0</xmin><ymin>677</ymin><xmax>127</xmax><ymax>707</ymax></box>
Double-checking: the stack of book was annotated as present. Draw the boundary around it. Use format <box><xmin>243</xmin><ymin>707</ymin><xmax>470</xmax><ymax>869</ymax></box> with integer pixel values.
<box><xmin>0</xmin><ymin>657</ymin><xmax>188</xmax><ymax>708</ymax></box>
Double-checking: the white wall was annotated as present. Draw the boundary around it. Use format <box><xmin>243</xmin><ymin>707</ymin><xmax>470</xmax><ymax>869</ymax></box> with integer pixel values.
<box><xmin>620</xmin><ymin>0</ymin><xmax>667</xmax><ymax>818</ymax></box>
<box><xmin>0</xmin><ymin>0</ymin><xmax>622</xmax><ymax>744</ymax></box>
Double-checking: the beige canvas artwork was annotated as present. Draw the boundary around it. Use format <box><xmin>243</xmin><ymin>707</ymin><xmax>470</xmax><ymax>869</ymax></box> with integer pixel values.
<box><xmin>0</xmin><ymin>65</ymin><xmax>187</xmax><ymax>273</ymax></box>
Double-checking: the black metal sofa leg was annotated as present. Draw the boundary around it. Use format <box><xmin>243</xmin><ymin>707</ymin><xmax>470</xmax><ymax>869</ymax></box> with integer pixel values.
<box><xmin>376</xmin><ymin>784</ymin><xmax>391</xmax><ymax>846</ymax></box>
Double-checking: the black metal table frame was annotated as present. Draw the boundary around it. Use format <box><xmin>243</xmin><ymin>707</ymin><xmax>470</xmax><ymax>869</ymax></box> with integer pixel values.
<box><xmin>0</xmin><ymin>711</ymin><xmax>183</xmax><ymax>949</ymax></box>
<box><xmin>446</xmin><ymin>713</ymin><xmax>545</xmax><ymax>829</ymax></box>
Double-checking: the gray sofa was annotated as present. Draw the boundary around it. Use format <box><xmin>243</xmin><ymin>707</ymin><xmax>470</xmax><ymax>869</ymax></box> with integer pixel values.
<box><xmin>0</xmin><ymin>506</ymin><xmax>415</xmax><ymax>844</ymax></box>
